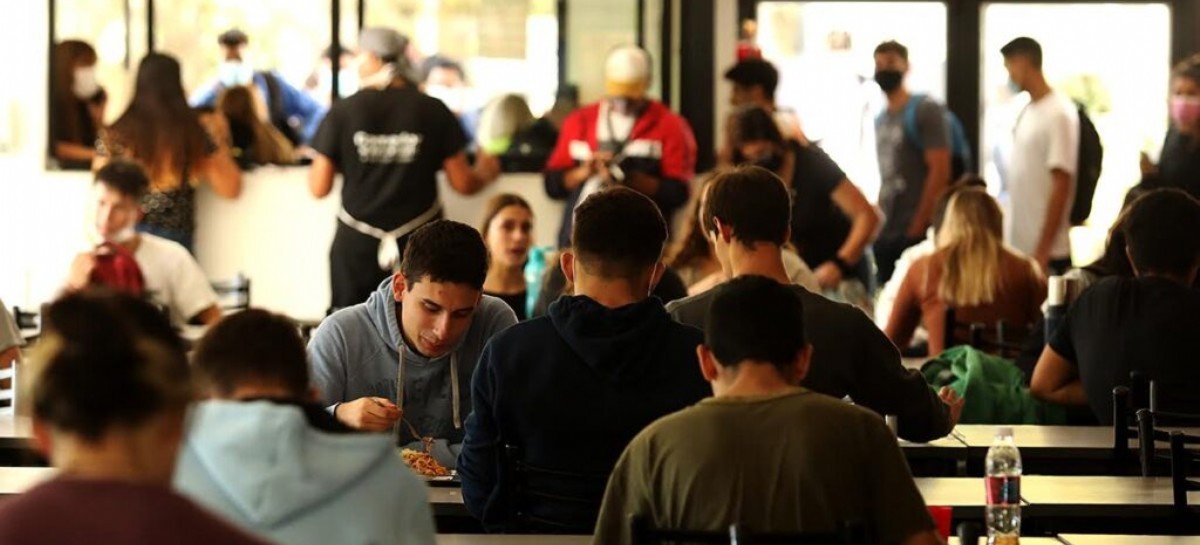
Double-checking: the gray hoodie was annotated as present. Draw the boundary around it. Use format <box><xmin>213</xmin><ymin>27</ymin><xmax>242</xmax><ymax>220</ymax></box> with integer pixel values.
<box><xmin>309</xmin><ymin>276</ymin><xmax>517</xmax><ymax>461</ymax></box>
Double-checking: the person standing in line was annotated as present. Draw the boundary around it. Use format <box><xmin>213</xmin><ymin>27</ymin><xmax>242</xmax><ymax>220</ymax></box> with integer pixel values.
<box><xmin>1002</xmin><ymin>37</ymin><xmax>1079</xmax><ymax>275</ymax></box>
<box><xmin>873</xmin><ymin>40</ymin><xmax>952</xmax><ymax>285</ymax></box>
<box><xmin>1141</xmin><ymin>54</ymin><xmax>1200</xmax><ymax>199</ymax></box>
<box><xmin>308</xmin><ymin>28</ymin><xmax>501</xmax><ymax>311</ymax></box>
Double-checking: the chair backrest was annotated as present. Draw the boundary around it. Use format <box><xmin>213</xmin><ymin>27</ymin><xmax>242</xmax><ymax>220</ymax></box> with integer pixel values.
<box><xmin>503</xmin><ymin>444</ymin><xmax>612</xmax><ymax>533</ymax></box>
<box><xmin>1134</xmin><ymin>409</ymin><xmax>1200</xmax><ymax>513</ymax></box>
<box><xmin>943</xmin><ymin>308</ymin><xmax>1029</xmax><ymax>358</ymax></box>
<box><xmin>10</xmin><ymin>307</ymin><xmax>37</xmax><ymax>331</ymax></box>
<box><xmin>629</xmin><ymin>515</ymin><xmax>869</xmax><ymax>545</ymax></box>
<box><xmin>1113</xmin><ymin>373</ymin><xmax>1154</xmax><ymax>471</ymax></box>
<box><xmin>211</xmin><ymin>275</ymin><xmax>251</xmax><ymax>312</ymax></box>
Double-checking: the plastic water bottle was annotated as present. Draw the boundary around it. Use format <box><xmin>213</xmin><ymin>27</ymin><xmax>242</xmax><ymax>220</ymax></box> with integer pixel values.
<box><xmin>985</xmin><ymin>427</ymin><xmax>1022</xmax><ymax>545</ymax></box>
<box><xmin>524</xmin><ymin>246</ymin><xmax>551</xmax><ymax>318</ymax></box>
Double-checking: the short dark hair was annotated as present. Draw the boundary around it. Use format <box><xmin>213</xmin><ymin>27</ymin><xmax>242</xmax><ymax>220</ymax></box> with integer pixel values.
<box><xmin>1172</xmin><ymin>54</ymin><xmax>1200</xmax><ymax>85</ymax></box>
<box><xmin>1120</xmin><ymin>188</ymin><xmax>1200</xmax><ymax>277</ymax></box>
<box><xmin>706</xmin><ymin>275</ymin><xmax>806</xmax><ymax>376</ymax></box>
<box><xmin>703</xmin><ymin>165</ymin><xmax>791</xmax><ymax>248</ymax></box>
<box><xmin>35</xmin><ymin>289</ymin><xmax>191</xmax><ymax>442</ymax></box>
<box><xmin>218</xmin><ymin>29</ymin><xmax>249</xmax><ymax>47</ymax></box>
<box><xmin>401</xmin><ymin>220</ymin><xmax>489</xmax><ymax>290</ymax></box>
<box><xmin>874</xmin><ymin>40</ymin><xmax>909</xmax><ymax>61</ymax></box>
<box><xmin>421</xmin><ymin>54</ymin><xmax>466</xmax><ymax>83</ymax></box>
<box><xmin>571</xmin><ymin>187</ymin><xmax>667</xmax><ymax>280</ymax></box>
<box><xmin>723</xmin><ymin>59</ymin><xmax>779</xmax><ymax>99</ymax></box>
<box><xmin>1001</xmin><ymin>37</ymin><xmax>1043</xmax><ymax>69</ymax></box>
<box><xmin>192</xmin><ymin>309</ymin><xmax>309</xmax><ymax>399</ymax></box>
<box><xmin>730</xmin><ymin>106</ymin><xmax>785</xmax><ymax>150</ymax></box>
<box><xmin>95</xmin><ymin>159</ymin><xmax>151</xmax><ymax>200</ymax></box>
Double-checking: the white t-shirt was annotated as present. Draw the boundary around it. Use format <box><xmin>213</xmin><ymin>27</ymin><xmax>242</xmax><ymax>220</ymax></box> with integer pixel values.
<box><xmin>134</xmin><ymin>234</ymin><xmax>219</xmax><ymax>324</ymax></box>
<box><xmin>1007</xmin><ymin>90</ymin><xmax>1079</xmax><ymax>259</ymax></box>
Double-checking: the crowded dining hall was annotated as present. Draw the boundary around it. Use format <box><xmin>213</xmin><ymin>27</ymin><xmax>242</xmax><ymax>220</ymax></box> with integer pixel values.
<box><xmin>3</xmin><ymin>0</ymin><xmax>1200</xmax><ymax>543</ymax></box>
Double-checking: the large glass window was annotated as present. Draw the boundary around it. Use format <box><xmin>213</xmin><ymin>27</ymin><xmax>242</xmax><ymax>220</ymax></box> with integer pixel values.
<box><xmin>755</xmin><ymin>1</ymin><xmax>947</xmax><ymax>201</ymax></box>
<box><xmin>980</xmin><ymin>2</ymin><xmax>1171</xmax><ymax>264</ymax></box>
<box><xmin>364</xmin><ymin>0</ymin><xmax>560</xmax><ymax>115</ymax></box>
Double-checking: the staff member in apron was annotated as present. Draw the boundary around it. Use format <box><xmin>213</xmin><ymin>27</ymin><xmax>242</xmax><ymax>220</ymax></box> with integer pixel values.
<box><xmin>309</xmin><ymin>28</ymin><xmax>501</xmax><ymax>310</ymax></box>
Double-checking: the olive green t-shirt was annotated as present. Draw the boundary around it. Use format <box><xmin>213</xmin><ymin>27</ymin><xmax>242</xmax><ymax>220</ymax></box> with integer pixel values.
<box><xmin>593</xmin><ymin>388</ymin><xmax>934</xmax><ymax>545</ymax></box>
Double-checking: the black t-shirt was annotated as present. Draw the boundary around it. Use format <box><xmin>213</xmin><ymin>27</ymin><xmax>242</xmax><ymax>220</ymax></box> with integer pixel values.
<box><xmin>786</xmin><ymin>140</ymin><xmax>852</xmax><ymax>268</ymax></box>
<box><xmin>1149</xmin><ymin>129</ymin><xmax>1200</xmax><ymax>200</ymax></box>
<box><xmin>487</xmin><ymin>291</ymin><xmax>528</xmax><ymax>322</ymax></box>
<box><xmin>1049</xmin><ymin>276</ymin><xmax>1200</xmax><ymax>424</ymax></box>
<box><xmin>52</xmin><ymin>100</ymin><xmax>99</xmax><ymax>170</ymax></box>
<box><xmin>311</xmin><ymin>85</ymin><xmax>467</xmax><ymax>230</ymax></box>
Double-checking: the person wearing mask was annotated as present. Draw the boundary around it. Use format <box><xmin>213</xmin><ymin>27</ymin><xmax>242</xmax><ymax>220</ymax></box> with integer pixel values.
<box><xmin>479</xmin><ymin>194</ymin><xmax>535</xmax><ymax>321</ymax></box>
<box><xmin>308</xmin><ymin>220</ymin><xmax>517</xmax><ymax>469</ymax></box>
<box><xmin>1002</xmin><ymin>37</ymin><xmax>1080</xmax><ymax>275</ymax></box>
<box><xmin>0</xmin><ymin>291</ymin><xmax>269</xmax><ymax>545</ymax></box>
<box><xmin>667</xmin><ymin>166</ymin><xmax>961</xmax><ymax>442</ymax></box>
<box><xmin>421</xmin><ymin>55</ymin><xmax>481</xmax><ymax>142</ymax></box>
<box><xmin>719</xmin><ymin>58</ymin><xmax>804</xmax><ymax>159</ymax></box>
<box><xmin>66</xmin><ymin>160</ymin><xmax>221</xmax><ymax>326</ymax></box>
<box><xmin>873</xmin><ymin>40</ymin><xmax>953</xmax><ymax>285</ymax></box>
<box><xmin>886</xmin><ymin>188</ymin><xmax>1046</xmax><ymax>356</ymax></box>
<box><xmin>729</xmin><ymin>106</ymin><xmax>880</xmax><ymax>292</ymax></box>
<box><xmin>305</xmin><ymin>44</ymin><xmax>358</xmax><ymax>105</ymax></box>
<box><xmin>544</xmin><ymin>44</ymin><xmax>697</xmax><ymax>249</ymax></box>
<box><xmin>458</xmin><ymin>188</ymin><xmax>710</xmax><ymax>533</ymax></box>
<box><xmin>1032</xmin><ymin>189</ymin><xmax>1200</xmax><ymax>423</ymax></box>
<box><xmin>1141</xmin><ymin>54</ymin><xmax>1200</xmax><ymax>199</ymax></box>
<box><xmin>217</xmin><ymin>86</ymin><xmax>296</xmax><ymax>168</ymax></box>
<box><xmin>52</xmin><ymin>40</ymin><xmax>106</xmax><ymax>170</ymax></box>
<box><xmin>310</xmin><ymin>28</ymin><xmax>502</xmax><ymax>310</ymax></box>
<box><xmin>594</xmin><ymin>276</ymin><xmax>942</xmax><ymax>545</ymax></box>
<box><xmin>95</xmin><ymin>53</ymin><xmax>242</xmax><ymax>253</ymax></box>
<box><xmin>175</xmin><ymin>309</ymin><xmax>436</xmax><ymax>545</ymax></box>
<box><xmin>191</xmin><ymin>29</ymin><xmax>326</xmax><ymax>146</ymax></box>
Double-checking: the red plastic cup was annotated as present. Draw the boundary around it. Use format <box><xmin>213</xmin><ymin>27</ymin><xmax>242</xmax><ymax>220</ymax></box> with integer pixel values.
<box><xmin>928</xmin><ymin>506</ymin><xmax>952</xmax><ymax>539</ymax></box>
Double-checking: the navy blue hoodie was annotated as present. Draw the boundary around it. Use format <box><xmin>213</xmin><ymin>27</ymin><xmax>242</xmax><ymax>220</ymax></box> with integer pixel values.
<box><xmin>458</xmin><ymin>295</ymin><xmax>709</xmax><ymax>533</ymax></box>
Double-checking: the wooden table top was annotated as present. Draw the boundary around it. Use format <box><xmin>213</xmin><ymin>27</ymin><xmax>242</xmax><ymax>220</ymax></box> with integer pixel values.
<box><xmin>1059</xmin><ymin>535</ymin><xmax>1200</xmax><ymax>545</ymax></box>
<box><xmin>1021</xmin><ymin>476</ymin><xmax>1200</xmax><ymax>513</ymax></box>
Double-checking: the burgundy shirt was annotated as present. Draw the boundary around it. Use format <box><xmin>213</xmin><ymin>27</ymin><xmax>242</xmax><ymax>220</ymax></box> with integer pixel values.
<box><xmin>0</xmin><ymin>477</ymin><xmax>272</xmax><ymax>545</ymax></box>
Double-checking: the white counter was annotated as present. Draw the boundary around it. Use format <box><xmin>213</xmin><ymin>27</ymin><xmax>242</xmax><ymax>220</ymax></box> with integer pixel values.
<box><xmin>5</xmin><ymin>168</ymin><xmax>566</xmax><ymax>322</ymax></box>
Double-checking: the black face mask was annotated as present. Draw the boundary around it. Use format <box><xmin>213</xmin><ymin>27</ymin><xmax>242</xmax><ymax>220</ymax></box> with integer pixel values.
<box><xmin>875</xmin><ymin>69</ymin><xmax>904</xmax><ymax>93</ymax></box>
<box><xmin>751</xmin><ymin>153</ymin><xmax>784</xmax><ymax>173</ymax></box>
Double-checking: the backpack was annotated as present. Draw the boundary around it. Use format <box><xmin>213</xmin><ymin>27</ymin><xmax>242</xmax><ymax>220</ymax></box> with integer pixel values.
<box><xmin>1071</xmin><ymin>105</ymin><xmax>1103</xmax><ymax>226</ymax></box>
<box><xmin>89</xmin><ymin>242</ymin><xmax>146</xmax><ymax>297</ymax></box>
<box><xmin>886</xmin><ymin>94</ymin><xmax>974</xmax><ymax>180</ymax></box>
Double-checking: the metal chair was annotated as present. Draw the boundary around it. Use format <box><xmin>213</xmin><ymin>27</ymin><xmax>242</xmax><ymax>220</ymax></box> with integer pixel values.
<box><xmin>943</xmin><ymin>308</ymin><xmax>1030</xmax><ymax>359</ymax></box>
<box><xmin>629</xmin><ymin>515</ymin><xmax>870</xmax><ymax>545</ymax></box>
<box><xmin>1134</xmin><ymin>409</ymin><xmax>1200</xmax><ymax>515</ymax></box>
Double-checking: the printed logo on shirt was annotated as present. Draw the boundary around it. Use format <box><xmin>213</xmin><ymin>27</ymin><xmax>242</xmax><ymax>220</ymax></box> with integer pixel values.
<box><xmin>354</xmin><ymin>131</ymin><xmax>423</xmax><ymax>164</ymax></box>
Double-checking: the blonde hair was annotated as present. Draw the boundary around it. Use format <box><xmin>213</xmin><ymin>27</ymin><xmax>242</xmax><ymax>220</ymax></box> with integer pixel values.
<box><xmin>936</xmin><ymin>188</ymin><xmax>1005</xmax><ymax>306</ymax></box>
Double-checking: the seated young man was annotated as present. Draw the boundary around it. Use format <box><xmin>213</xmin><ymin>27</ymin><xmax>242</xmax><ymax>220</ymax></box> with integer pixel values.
<box><xmin>666</xmin><ymin>166</ymin><xmax>961</xmax><ymax>441</ymax></box>
<box><xmin>1032</xmin><ymin>189</ymin><xmax>1200</xmax><ymax>423</ymax></box>
<box><xmin>595</xmin><ymin>276</ymin><xmax>941</xmax><ymax>545</ymax></box>
<box><xmin>66</xmin><ymin>160</ymin><xmax>221</xmax><ymax>325</ymax></box>
<box><xmin>458</xmin><ymin>187</ymin><xmax>710</xmax><ymax>533</ymax></box>
<box><xmin>309</xmin><ymin>220</ymin><xmax>517</xmax><ymax>468</ymax></box>
<box><xmin>175</xmin><ymin>309</ymin><xmax>435</xmax><ymax>545</ymax></box>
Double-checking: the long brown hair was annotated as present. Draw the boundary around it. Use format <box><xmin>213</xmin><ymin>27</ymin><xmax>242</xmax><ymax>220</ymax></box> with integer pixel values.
<box><xmin>53</xmin><ymin>40</ymin><xmax>98</xmax><ymax>143</ymax></box>
<box><xmin>217</xmin><ymin>86</ymin><xmax>295</xmax><ymax>166</ymax></box>
<box><xmin>105</xmin><ymin>53</ymin><xmax>210</xmax><ymax>190</ymax></box>
<box><xmin>479</xmin><ymin>193</ymin><xmax>533</xmax><ymax>239</ymax></box>
<box><xmin>667</xmin><ymin>176</ymin><xmax>715</xmax><ymax>270</ymax></box>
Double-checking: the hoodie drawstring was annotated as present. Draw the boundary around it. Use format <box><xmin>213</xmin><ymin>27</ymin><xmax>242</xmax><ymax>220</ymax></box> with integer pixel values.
<box><xmin>394</xmin><ymin>345</ymin><xmax>461</xmax><ymax>446</ymax></box>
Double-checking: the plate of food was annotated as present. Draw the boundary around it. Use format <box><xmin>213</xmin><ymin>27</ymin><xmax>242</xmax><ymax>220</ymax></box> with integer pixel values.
<box><xmin>401</xmin><ymin>448</ymin><xmax>456</xmax><ymax>482</ymax></box>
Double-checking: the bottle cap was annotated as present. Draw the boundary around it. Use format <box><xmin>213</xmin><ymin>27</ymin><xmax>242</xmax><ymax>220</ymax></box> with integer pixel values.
<box><xmin>995</xmin><ymin>426</ymin><xmax>1013</xmax><ymax>438</ymax></box>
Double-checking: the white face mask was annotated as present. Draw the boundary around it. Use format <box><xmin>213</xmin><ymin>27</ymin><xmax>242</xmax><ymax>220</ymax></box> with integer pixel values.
<box><xmin>317</xmin><ymin>67</ymin><xmax>360</xmax><ymax>97</ymax></box>
<box><xmin>425</xmin><ymin>84</ymin><xmax>470</xmax><ymax>113</ymax></box>
<box><xmin>104</xmin><ymin>224</ymin><xmax>138</xmax><ymax>244</ymax></box>
<box><xmin>218</xmin><ymin>61</ymin><xmax>255</xmax><ymax>87</ymax></box>
<box><xmin>358</xmin><ymin>63</ymin><xmax>396</xmax><ymax>91</ymax></box>
<box><xmin>73</xmin><ymin>67</ymin><xmax>100</xmax><ymax>99</ymax></box>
